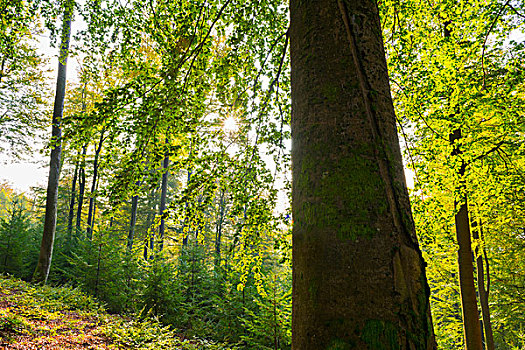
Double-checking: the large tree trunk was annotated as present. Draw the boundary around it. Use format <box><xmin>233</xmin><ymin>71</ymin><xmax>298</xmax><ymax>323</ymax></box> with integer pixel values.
<box><xmin>289</xmin><ymin>0</ymin><xmax>435</xmax><ymax>348</ymax></box>
<box><xmin>75</xmin><ymin>144</ymin><xmax>87</xmax><ymax>232</ymax></box>
<box><xmin>33</xmin><ymin>0</ymin><xmax>74</xmax><ymax>284</ymax></box>
<box><xmin>86</xmin><ymin>129</ymin><xmax>105</xmax><ymax>239</ymax></box>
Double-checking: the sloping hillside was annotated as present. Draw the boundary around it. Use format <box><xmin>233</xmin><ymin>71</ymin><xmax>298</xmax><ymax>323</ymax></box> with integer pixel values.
<box><xmin>0</xmin><ymin>276</ymin><xmax>234</xmax><ymax>349</ymax></box>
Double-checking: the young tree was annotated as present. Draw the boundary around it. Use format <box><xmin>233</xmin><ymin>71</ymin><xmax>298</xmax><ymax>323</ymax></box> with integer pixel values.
<box><xmin>33</xmin><ymin>0</ymin><xmax>74</xmax><ymax>284</ymax></box>
<box><xmin>289</xmin><ymin>0</ymin><xmax>435</xmax><ymax>348</ymax></box>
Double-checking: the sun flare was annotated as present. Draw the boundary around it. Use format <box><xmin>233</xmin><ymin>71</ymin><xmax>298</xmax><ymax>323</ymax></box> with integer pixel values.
<box><xmin>222</xmin><ymin>116</ymin><xmax>239</xmax><ymax>134</ymax></box>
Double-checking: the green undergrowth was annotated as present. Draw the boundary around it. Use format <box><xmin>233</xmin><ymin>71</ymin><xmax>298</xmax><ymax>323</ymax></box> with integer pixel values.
<box><xmin>0</xmin><ymin>275</ymin><xmax>235</xmax><ymax>349</ymax></box>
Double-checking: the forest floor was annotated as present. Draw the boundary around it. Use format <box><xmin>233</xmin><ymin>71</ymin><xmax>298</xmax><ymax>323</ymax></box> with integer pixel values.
<box><xmin>0</xmin><ymin>276</ymin><xmax>233</xmax><ymax>349</ymax></box>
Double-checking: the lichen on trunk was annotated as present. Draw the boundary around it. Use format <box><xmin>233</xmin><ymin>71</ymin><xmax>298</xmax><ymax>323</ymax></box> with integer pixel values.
<box><xmin>290</xmin><ymin>0</ymin><xmax>435</xmax><ymax>348</ymax></box>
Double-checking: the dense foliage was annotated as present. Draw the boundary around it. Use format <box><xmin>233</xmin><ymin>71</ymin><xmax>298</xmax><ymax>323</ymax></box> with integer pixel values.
<box><xmin>0</xmin><ymin>0</ymin><xmax>523</xmax><ymax>348</ymax></box>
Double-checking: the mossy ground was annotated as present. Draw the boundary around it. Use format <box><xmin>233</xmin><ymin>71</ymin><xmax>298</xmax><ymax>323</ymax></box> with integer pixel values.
<box><xmin>0</xmin><ymin>276</ymin><xmax>234</xmax><ymax>349</ymax></box>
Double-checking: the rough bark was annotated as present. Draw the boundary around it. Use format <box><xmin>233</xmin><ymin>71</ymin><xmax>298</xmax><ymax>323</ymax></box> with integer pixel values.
<box><xmin>86</xmin><ymin>129</ymin><xmax>105</xmax><ymax>239</ymax></box>
<box><xmin>290</xmin><ymin>0</ymin><xmax>435</xmax><ymax>348</ymax></box>
<box><xmin>33</xmin><ymin>1</ymin><xmax>73</xmax><ymax>284</ymax></box>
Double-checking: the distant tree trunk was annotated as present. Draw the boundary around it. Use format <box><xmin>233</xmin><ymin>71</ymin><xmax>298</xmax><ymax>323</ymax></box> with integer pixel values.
<box><xmin>443</xmin><ymin>15</ymin><xmax>483</xmax><ymax>347</ymax></box>
<box><xmin>182</xmin><ymin>170</ymin><xmax>192</xmax><ymax>247</ymax></box>
<box><xmin>86</xmin><ymin>129</ymin><xmax>105</xmax><ymax>239</ymax></box>
<box><xmin>449</xmin><ymin>128</ymin><xmax>483</xmax><ymax>350</ymax></box>
<box><xmin>215</xmin><ymin>189</ymin><xmax>226</xmax><ymax>267</ymax></box>
<box><xmin>472</xmin><ymin>219</ymin><xmax>495</xmax><ymax>350</ymax></box>
<box><xmin>75</xmin><ymin>144</ymin><xmax>87</xmax><ymax>232</ymax></box>
<box><xmin>143</xmin><ymin>187</ymin><xmax>158</xmax><ymax>260</ymax></box>
<box><xmin>158</xmin><ymin>146</ymin><xmax>169</xmax><ymax>251</ymax></box>
<box><xmin>33</xmin><ymin>0</ymin><xmax>74</xmax><ymax>284</ymax></box>
<box><xmin>290</xmin><ymin>0</ymin><xmax>435</xmax><ymax>348</ymax></box>
<box><xmin>66</xmin><ymin>151</ymin><xmax>80</xmax><ymax>241</ymax></box>
<box><xmin>127</xmin><ymin>194</ymin><xmax>139</xmax><ymax>252</ymax></box>
<box><xmin>68</xmin><ymin>84</ymin><xmax>87</xmax><ymax>239</ymax></box>
<box><xmin>0</xmin><ymin>57</ymin><xmax>5</xmax><ymax>84</ymax></box>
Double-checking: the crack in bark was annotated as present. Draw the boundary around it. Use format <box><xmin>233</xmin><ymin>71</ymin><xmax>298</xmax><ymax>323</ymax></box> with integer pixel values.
<box><xmin>337</xmin><ymin>0</ymin><xmax>413</xmax><ymax>245</ymax></box>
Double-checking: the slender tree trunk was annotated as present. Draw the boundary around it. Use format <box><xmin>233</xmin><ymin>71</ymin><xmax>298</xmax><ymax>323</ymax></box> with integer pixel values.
<box><xmin>69</xmin><ymin>84</ymin><xmax>87</xmax><ymax>239</ymax></box>
<box><xmin>182</xmin><ymin>170</ymin><xmax>192</xmax><ymax>247</ymax></box>
<box><xmin>66</xmin><ymin>151</ymin><xmax>80</xmax><ymax>241</ymax></box>
<box><xmin>75</xmin><ymin>144</ymin><xmax>87</xmax><ymax>232</ymax></box>
<box><xmin>444</xmin><ymin>16</ymin><xmax>483</xmax><ymax>347</ymax></box>
<box><xmin>0</xmin><ymin>57</ymin><xmax>5</xmax><ymax>83</ymax></box>
<box><xmin>450</xmin><ymin>128</ymin><xmax>483</xmax><ymax>350</ymax></box>
<box><xmin>454</xmin><ymin>191</ymin><xmax>483</xmax><ymax>350</ymax></box>
<box><xmin>33</xmin><ymin>0</ymin><xmax>74</xmax><ymax>284</ymax></box>
<box><xmin>472</xmin><ymin>219</ymin><xmax>495</xmax><ymax>350</ymax></box>
<box><xmin>158</xmin><ymin>146</ymin><xmax>169</xmax><ymax>251</ymax></box>
<box><xmin>215</xmin><ymin>190</ymin><xmax>226</xmax><ymax>268</ymax></box>
<box><xmin>143</xmin><ymin>187</ymin><xmax>158</xmax><ymax>260</ymax></box>
<box><xmin>290</xmin><ymin>0</ymin><xmax>435</xmax><ymax>348</ymax></box>
<box><xmin>477</xmin><ymin>253</ymin><xmax>494</xmax><ymax>350</ymax></box>
<box><xmin>86</xmin><ymin>129</ymin><xmax>105</xmax><ymax>239</ymax></box>
<box><xmin>127</xmin><ymin>194</ymin><xmax>139</xmax><ymax>251</ymax></box>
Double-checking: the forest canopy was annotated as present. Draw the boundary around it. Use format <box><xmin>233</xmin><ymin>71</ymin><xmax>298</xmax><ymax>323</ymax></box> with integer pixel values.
<box><xmin>0</xmin><ymin>0</ymin><xmax>524</xmax><ymax>349</ymax></box>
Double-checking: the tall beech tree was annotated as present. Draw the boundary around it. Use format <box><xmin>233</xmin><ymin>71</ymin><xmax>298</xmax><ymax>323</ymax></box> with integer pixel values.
<box><xmin>450</xmin><ymin>129</ymin><xmax>483</xmax><ymax>350</ymax></box>
<box><xmin>33</xmin><ymin>0</ymin><xmax>74</xmax><ymax>284</ymax></box>
<box><xmin>289</xmin><ymin>0</ymin><xmax>434</xmax><ymax>348</ymax></box>
<box><xmin>445</xmin><ymin>18</ymin><xmax>483</xmax><ymax>348</ymax></box>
